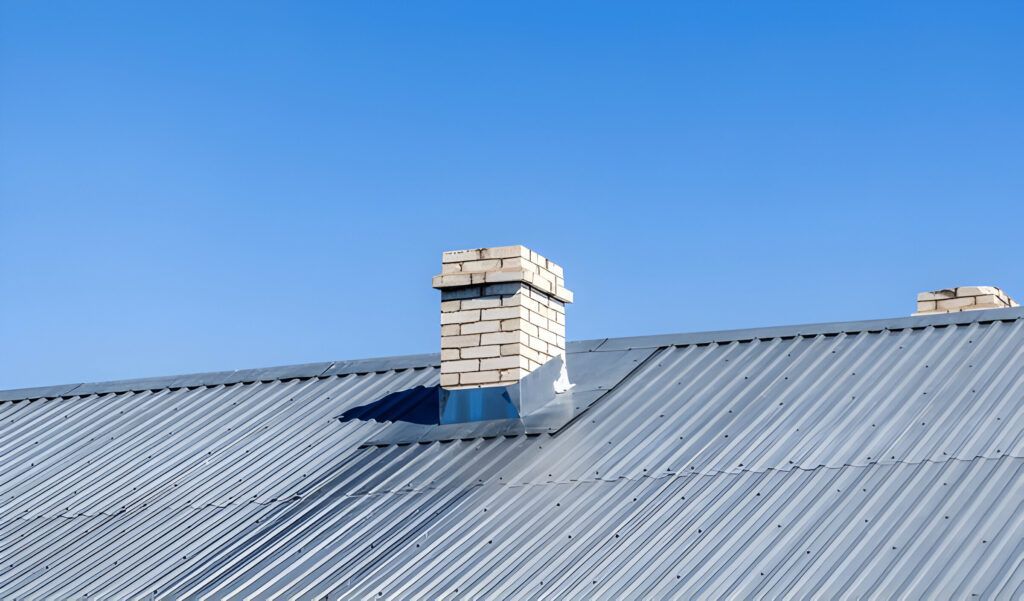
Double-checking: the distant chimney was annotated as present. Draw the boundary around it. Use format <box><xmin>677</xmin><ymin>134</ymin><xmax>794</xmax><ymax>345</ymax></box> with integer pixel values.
<box><xmin>432</xmin><ymin>245</ymin><xmax>572</xmax><ymax>389</ymax></box>
<box><xmin>914</xmin><ymin>286</ymin><xmax>1019</xmax><ymax>316</ymax></box>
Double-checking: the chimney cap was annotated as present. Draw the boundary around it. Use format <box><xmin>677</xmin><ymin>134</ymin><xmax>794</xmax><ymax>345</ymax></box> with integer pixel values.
<box><xmin>432</xmin><ymin>245</ymin><xmax>573</xmax><ymax>303</ymax></box>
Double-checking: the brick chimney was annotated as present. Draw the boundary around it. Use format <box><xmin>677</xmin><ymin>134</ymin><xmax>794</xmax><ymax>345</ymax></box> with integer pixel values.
<box><xmin>432</xmin><ymin>245</ymin><xmax>572</xmax><ymax>389</ymax></box>
<box><xmin>914</xmin><ymin>286</ymin><xmax>1019</xmax><ymax>315</ymax></box>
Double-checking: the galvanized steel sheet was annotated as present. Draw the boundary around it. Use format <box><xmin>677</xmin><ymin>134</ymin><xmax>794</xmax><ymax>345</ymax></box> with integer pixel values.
<box><xmin>1</xmin><ymin>309</ymin><xmax>1023</xmax><ymax>598</ymax></box>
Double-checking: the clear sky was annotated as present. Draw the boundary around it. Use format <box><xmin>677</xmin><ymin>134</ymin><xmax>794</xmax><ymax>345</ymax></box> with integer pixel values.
<box><xmin>1</xmin><ymin>1</ymin><xmax>1022</xmax><ymax>390</ymax></box>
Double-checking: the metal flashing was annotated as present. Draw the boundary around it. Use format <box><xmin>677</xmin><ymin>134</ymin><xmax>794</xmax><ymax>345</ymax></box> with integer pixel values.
<box><xmin>438</xmin><ymin>354</ymin><xmax>566</xmax><ymax>424</ymax></box>
<box><xmin>361</xmin><ymin>348</ymin><xmax>656</xmax><ymax>445</ymax></box>
<box><xmin>565</xmin><ymin>337</ymin><xmax>608</xmax><ymax>353</ymax></box>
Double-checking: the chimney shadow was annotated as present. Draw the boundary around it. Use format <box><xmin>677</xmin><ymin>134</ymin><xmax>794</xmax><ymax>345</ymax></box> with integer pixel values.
<box><xmin>337</xmin><ymin>385</ymin><xmax>440</xmax><ymax>426</ymax></box>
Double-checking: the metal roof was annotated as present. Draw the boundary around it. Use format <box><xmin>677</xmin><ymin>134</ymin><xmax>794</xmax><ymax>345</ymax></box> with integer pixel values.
<box><xmin>2</xmin><ymin>307</ymin><xmax>1024</xmax><ymax>598</ymax></box>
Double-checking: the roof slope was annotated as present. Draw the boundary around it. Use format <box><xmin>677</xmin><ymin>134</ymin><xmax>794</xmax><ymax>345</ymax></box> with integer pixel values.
<box><xmin>2</xmin><ymin>308</ymin><xmax>1024</xmax><ymax>598</ymax></box>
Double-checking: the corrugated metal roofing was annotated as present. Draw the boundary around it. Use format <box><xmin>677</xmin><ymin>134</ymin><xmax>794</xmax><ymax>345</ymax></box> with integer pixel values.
<box><xmin>2</xmin><ymin>307</ymin><xmax>1024</xmax><ymax>598</ymax></box>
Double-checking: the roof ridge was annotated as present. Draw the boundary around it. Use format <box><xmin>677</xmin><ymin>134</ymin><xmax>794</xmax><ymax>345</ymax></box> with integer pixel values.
<box><xmin>2</xmin><ymin>307</ymin><xmax>1020</xmax><ymax>403</ymax></box>
<box><xmin>593</xmin><ymin>306</ymin><xmax>1024</xmax><ymax>351</ymax></box>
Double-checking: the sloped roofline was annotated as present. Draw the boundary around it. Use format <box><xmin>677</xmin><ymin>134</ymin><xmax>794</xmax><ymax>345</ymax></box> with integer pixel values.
<box><xmin>3</xmin><ymin>306</ymin><xmax>1022</xmax><ymax>403</ymax></box>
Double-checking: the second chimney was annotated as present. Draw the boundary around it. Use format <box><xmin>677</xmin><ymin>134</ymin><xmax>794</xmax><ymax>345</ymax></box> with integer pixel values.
<box><xmin>432</xmin><ymin>245</ymin><xmax>572</xmax><ymax>390</ymax></box>
<box><xmin>914</xmin><ymin>285</ymin><xmax>1019</xmax><ymax>315</ymax></box>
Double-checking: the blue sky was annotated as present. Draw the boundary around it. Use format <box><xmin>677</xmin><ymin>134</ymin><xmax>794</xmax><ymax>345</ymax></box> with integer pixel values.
<box><xmin>1</xmin><ymin>1</ymin><xmax>1022</xmax><ymax>389</ymax></box>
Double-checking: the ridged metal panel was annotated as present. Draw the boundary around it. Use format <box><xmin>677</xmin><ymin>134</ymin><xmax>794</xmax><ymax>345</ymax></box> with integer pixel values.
<box><xmin>501</xmin><ymin>318</ymin><xmax>1024</xmax><ymax>485</ymax></box>
<box><xmin>0</xmin><ymin>314</ymin><xmax>1023</xmax><ymax>598</ymax></box>
<box><xmin>0</xmin><ymin>368</ymin><xmax>438</xmax><ymax>521</ymax></box>
<box><xmin>155</xmin><ymin>452</ymin><xmax>1024</xmax><ymax>599</ymax></box>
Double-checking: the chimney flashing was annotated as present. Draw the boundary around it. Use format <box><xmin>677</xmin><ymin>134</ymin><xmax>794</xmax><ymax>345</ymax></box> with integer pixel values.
<box><xmin>438</xmin><ymin>353</ymin><xmax>570</xmax><ymax>424</ymax></box>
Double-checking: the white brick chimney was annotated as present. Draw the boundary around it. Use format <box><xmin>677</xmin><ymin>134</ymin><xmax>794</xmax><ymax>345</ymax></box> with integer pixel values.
<box><xmin>914</xmin><ymin>285</ymin><xmax>1019</xmax><ymax>315</ymax></box>
<box><xmin>432</xmin><ymin>245</ymin><xmax>572</xmax><ymax>389</ymax></box>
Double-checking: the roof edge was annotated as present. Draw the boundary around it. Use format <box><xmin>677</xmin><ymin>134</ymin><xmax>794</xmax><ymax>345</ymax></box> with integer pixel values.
<box><xmin>0</xmin><ymin>353</ymin><xmax>438</xmax><ymax>403</ymax></box>
<box><xmin>3</xmin><ymin>307</ymin><xmax>1021</xmax><ymax>402</ymax></box>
